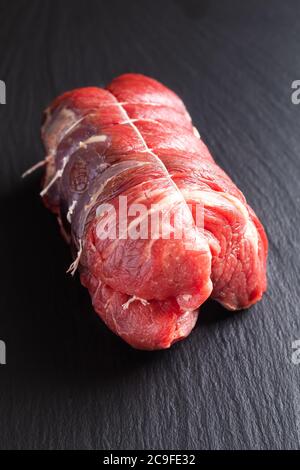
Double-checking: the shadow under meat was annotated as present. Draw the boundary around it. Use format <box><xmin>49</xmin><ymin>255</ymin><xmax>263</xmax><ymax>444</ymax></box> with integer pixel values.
<box><xmin>196</xmin><ymin>298</ymin><xmax>235</xmax><ymax>327</ymax></box>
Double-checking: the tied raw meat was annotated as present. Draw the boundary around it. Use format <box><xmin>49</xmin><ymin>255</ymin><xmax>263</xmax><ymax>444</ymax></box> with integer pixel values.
<box><xmin>38</xmin><ymin>73</ymin><xmax>268</xmax><ymax>350</ymax></box>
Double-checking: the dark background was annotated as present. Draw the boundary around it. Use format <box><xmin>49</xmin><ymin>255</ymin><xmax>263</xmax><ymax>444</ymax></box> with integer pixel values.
<box><xmin>0</xmin><ymin>0</ymin><xmax>300</xmax><ymax>450</ymax></box>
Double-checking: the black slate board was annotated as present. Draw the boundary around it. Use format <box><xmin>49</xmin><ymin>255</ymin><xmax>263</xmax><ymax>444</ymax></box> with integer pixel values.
<box><xmin>0</xmin><ymin>0</ymin><xmax>300</xmax><ymax>450</ymax></box>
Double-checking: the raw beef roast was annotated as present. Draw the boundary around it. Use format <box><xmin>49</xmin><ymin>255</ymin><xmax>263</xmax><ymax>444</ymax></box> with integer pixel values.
<box><xmin>37</xmin><ymin>73</ymin><xmax>268</xmax><ymax>350</ymax></box>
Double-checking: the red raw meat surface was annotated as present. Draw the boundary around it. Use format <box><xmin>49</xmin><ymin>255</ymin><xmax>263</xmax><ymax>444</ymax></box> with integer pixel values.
<box><xmin>40</xmin><ymin>73</ymin><xmax>268</xmax><ymax>350</ymax></box>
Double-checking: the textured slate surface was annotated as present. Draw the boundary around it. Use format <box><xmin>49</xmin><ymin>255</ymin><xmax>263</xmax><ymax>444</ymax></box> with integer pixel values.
<box><xmin>0</xmin><ymin>0</ymin><xmax>300</xmax><ymax>450</ymax></box>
